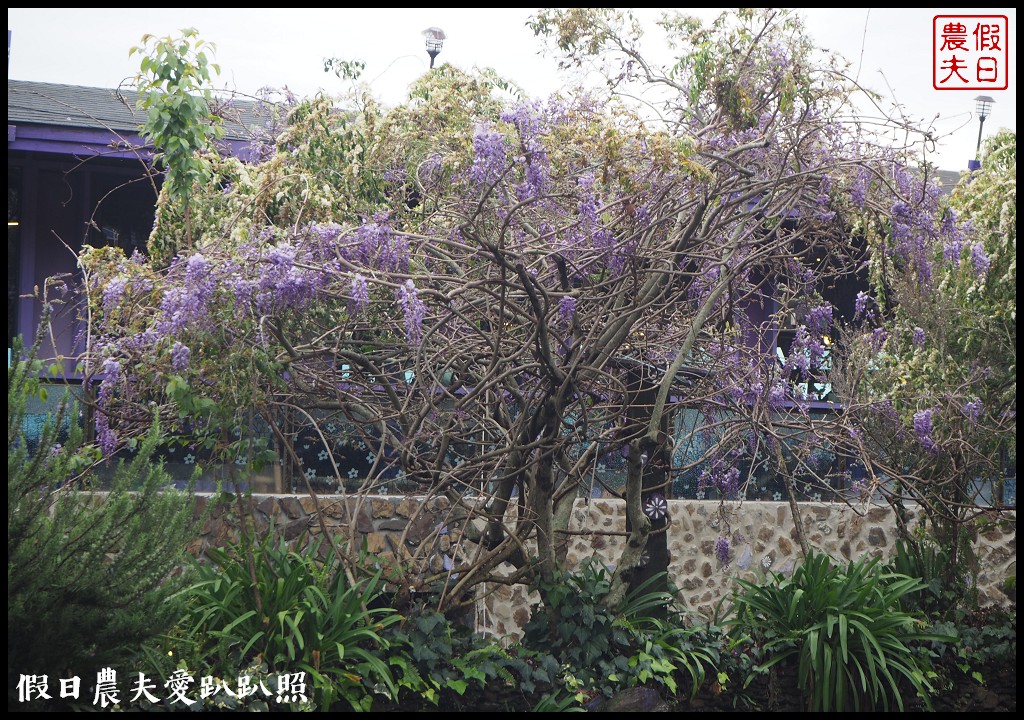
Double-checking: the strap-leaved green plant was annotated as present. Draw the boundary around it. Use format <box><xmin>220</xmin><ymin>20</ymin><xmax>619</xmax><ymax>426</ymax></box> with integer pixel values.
<box><xmin>726</xmin><ymin>548</ymin><xmax>955</xmax><ymax>712</ymax></box>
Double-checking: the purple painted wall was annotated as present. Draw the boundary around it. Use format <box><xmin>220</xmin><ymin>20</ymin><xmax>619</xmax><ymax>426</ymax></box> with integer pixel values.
<box><xmin>8</xmin><ymin>105</ymin><xmax>250</xmax><ymax>373</ymax></box>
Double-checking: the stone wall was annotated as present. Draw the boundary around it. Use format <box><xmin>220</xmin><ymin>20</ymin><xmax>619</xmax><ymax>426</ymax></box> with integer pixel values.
<box><xmin>190</xmin><ymin>494</ymin><xmax>1016</xmax><ymax>639</ymax></box>
<box><xmin>188</xmin><ymin>493</ymin><xmax>458</xmax><ymax>577</ymax></box>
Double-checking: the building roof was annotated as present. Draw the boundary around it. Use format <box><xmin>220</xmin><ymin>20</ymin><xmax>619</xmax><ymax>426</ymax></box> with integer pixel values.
<box><xmin>934</xmin><ymin>168</ymin><xmax>965</xmax><ymax>195</ymax></box>
<box><xmin>9</xmin><ymin>80</ymin><xmax>967</xmax><ymax>191</ymax></box>
<box><xmin>8</xmin><ymin>79</ymin><xmax>264</xmax><ymax>157</ymax></box>
<box><xmin>9</xmin><ymin>79</ymin><xmax>148</xmax><ymax>133</ymax></box>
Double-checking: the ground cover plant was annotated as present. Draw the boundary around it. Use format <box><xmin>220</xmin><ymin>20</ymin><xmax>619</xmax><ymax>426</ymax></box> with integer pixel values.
<box><xmin>522</xmin><ymin>558</ymin><xmax>718</xmax><ymax>704</ymax></box>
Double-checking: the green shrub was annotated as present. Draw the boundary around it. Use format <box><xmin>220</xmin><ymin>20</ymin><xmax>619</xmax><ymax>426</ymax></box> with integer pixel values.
<box><xmin>177</xmin><ymin>531</ymin><xmax>400</xmax><ymax>711</ymax></box>
<box><xmin>726</xmin><ymin>549</ymin><xmax>953</xmax><ymax>711</ymax></box>
<box><xmin>381</xmin><ymin>606</ymin><xmax>563</xmax><ymax>710</ymax></box>
<box><xmin>927</xmin><ymin>605</ymin><xmax>1016</xmax><ymax>692</ymax></box>
<box><xmin>887</xmin><ymin>536</ymin><xmax>977</xmax><ymax>617</ymax></box>
<box><xmin>8</xmin><ymin>337</ymin><xmax>199</xmax><ymax>711</ymax></box>
<box><xmin>523</xmin><ymin>558</ymin><xmax>717</xmax><ymax>702</ymax></box>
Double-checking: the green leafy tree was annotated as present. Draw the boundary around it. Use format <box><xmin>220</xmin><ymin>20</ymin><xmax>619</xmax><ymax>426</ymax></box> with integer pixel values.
<box><xmin>7</xmin><ymin>333</ymin><xmax>200</xmax><ymax>710</ymax></box>
<box><xmin>130</xmin><ymin>27</ymin><xmax>224</xmax><ymax>262</ymax></box>
<box><xmin>946</xmin><ymin>130</ymin><xmax>1016</xmax><ymax>434</ymax></box>
<box><xmin>837</xmin><ymin>131</ymin><xmax>1016</xmax><ymax>602</ymax></box>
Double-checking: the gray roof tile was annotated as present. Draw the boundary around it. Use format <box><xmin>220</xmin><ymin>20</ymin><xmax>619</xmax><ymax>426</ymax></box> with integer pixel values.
<box><xmin>8</xmin><ymin>79</ymin><xmax>260</xmax><ymax>140</ymax></box>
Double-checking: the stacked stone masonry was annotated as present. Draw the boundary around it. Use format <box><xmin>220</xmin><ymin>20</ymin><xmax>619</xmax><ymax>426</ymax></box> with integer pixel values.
<box><xmin>190</xmin><ymin>494</ymin><xmax>1016</xmax><ymax>639</ymax></box>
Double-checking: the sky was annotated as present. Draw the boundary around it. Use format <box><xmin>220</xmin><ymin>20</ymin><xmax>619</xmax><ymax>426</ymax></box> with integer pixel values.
<box><xmin>7</xmin><ymin>7</ymin><xmax>1017</xmax><ymax>171</ymax></box>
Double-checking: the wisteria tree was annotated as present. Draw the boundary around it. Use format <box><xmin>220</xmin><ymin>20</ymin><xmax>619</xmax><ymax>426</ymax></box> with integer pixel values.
<box><xmin>835</xmin><ymin>129</ymin><xmax>1016</xmax><ymax>597</ymax></box>
<box><xmin>75</xmin><ymin>9</ymin><xmax>975</xmax><ymax>611</ymax></box>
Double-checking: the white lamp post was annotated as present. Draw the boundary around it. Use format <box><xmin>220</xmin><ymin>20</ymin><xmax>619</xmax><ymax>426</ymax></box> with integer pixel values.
<box><xmin>422</xmin><ymin>27</ymin><xmax>446</xmax><ymax>69</ymax></box>
<box><xmin>969</xmin><ymin>95</ymin><xmax>995</xmax><ymax>171</ymax></box>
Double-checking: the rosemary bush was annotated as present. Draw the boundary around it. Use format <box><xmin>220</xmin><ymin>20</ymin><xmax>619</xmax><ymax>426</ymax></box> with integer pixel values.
<box><xmin>8</xmin><ymin>337</ymin><xmax>198</xmax><ymax>710</ymax></box>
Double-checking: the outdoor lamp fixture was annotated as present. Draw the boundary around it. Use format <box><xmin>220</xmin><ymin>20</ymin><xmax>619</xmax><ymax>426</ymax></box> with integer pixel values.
<box><xmin>422</xmin><ymin>27</ymin><xmax>446</xmax><ymax>69</ymax></box>
<box><xmin>969</xmin><ymin>95</ymin><xmax>995</xmax><ymax>171</ymax></box>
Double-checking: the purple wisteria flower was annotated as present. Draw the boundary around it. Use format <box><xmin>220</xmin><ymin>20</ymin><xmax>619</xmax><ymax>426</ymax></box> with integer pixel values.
<box><xmin>98</xmin><ymin>357</ymin><xmax>120</xmax><ymax>386</ymax></box>
<box><xmin>814</xmin><ymin>175</ymin><xmax>836</xmax><ymax>222</ymax></box>
<box><xmin>784</xmin><ymin>327</ymin><xmax>813</xmax><ymax>379</ymax></box>
<box><xmin>854</xmin><ymin>291</ymin><xmax>872</xmax><ymax>321</ymax></box>
<box><xmin>719</xmin><ymin>467</ymin><xmax>740</xmax><ymax>497</ymax></box>
<box><xmin>870</xmin><ymin>328</ymin><xmax>888</xmax><ymax>354</ymax></box>
<box><xmin>850</xmin><ymin>167</ymin><xmax>870</xmax><ymax>208</ymax></box>
<box><xmin>911</xmin><ymin>327</ymin><xmax>926</xmax><ymax>349</ymax></box>
<box><xmin>578</xmin><ymin>172</ymin><xmax>598</xmax><ymax>226</ymax></box>
<box><xmin>356</xmin><ymin>217</ymin><xmax>408</xmax><ymax>273</ymax></box>
<box><xmin>643</xmin><ymin>493</ymin><xmax>668</xmax><ymax>521</ymax></box>
<box><xmin>170</xmin><ymin>342</ymin><xmax>191</xmax><ymax>372</ymax></box>
<box><xmin>558</xmin><ymin>295</ymin><xmax>577</xmax><ymax>326</ymax></box>
<box><xmin>890</xmin><ymin>200</ymin><xmax>913</xmax><ymax>243</ymax></box>
<box><xmin>95</xmin><ymin>358</ymin><xmax>121</xmax><ymax>456</ymax></box>
<box><xmin>399</xmin><ymin>280</ymin><xmax>427</xmax><ymax>346</ymax></box>
<box><xmin>870</xmin><ymin>400</ymin><xmax>901</xmax><ymax>430</ymax></box>
<box><xmin>102</xmin><ymin>276</ymin><xmax>128</xmax><ymax>313</ymax></box>
<box><xmin>971</xmin><ymin>242</ymin><xmax>991</xmax><ymax>278</ymax></box>
<box><xmin>305</xmin><ymin>222</ymin><xmax>343</xmax><ymax>260</ymax></box>
<box><xmin>939</xmin><ymin>209</ymin><xmax>967</xmax><ymax>266</ymax></box>
<box><xmin>699</xmin><ymin>461</ymin><xmax>741</xmax><ymax>499</ymax></box>
<box><xmin>883</xmin><ymin>174</ymin><xmax>942</xmax><ymax>287</ymax></box>
<box><xmin>350</xmin><ymin>273</ymin><xmax>370</xmax><ymax>314</ymax></box>
<box><xmin>518</xmin><ymin>156</ymin><xmax>549</xmax><ymax>201</ymax></box>
<box><xmin>732</xmin><ymin>379</ymin><xmax>764</xmax><ymax>408</ymax></box>
<box><xmin>184</xmin><ymin>253</ymin><xmax>212</xmax><ymax>284</ymax></box>
<box><xmin>962</xmin><ymin>399</ymin><xmax>983</xmax><ymax>424</ymax></box>
<box><xmin>943</xmin><ymin>238</ymin><xmax>966</xmax><ymax>265</ymax></box>
<box><xmin>688</xmin><ymin>265</ymin><xmax>720</xmax><ymax>307</ymax></box>
<box><xmin>609</xmin><ymin>240</ymin><xmax>636</xmax><ymax>276</ymax></box>
<box><xmin>714</xmin><ymin>536</ymin><xmax>731</xmax><ymax>565</ymax></box>
<box><xmin>255</xmin><ymin>243</ymin><xmax>325</xmax><ymax>313</ymax></box>
<box><xmin>96</xmin><ymin>424</ymin><xmax>118</xmax><ymax>457</ymax></box>
<box><xmin>768</xmin><ymin>381</ymin><xmax>788</xmax><ymax>409</ymax></box>
<box><xmin>913</xmin><ymin>408</ymin><xmax>939</xmax><ymax>454</ymax></box>
<box><xmin>806</xmin><ymin>304</ymin><xmax>833</xmax><ymax>336</ymax></box>
<box><xmin>128</xmin><ymin>329</ymin><xmax>159</xmax><ymax>353</ymax></box>
<box><xmin>764</xmin><ymin>41</ymin><xmax>790</xmax><ymax>72</ymax></box>
<box><xmin>571</xmin><ymin>172</ymin><xmax>617</xmax><ymax>262</ymax></box>
<box><xmin>500</xmin><ymin>102</ymin><xmax>551</xmax><ymax>200</ymax></box>
<box><xmin>266</xmin><ymin>244</ymin><xmax>294</xmax><ymax>268</ymax></box>
<box><xmin>158</xmin><ymin>253</ymin><xmax>217</xmax><ymax>334</ymax></box>
<box><xmin>470</xmin><ymin>122</ymin><xmax>506</xmax><ymax>189</ymax></box>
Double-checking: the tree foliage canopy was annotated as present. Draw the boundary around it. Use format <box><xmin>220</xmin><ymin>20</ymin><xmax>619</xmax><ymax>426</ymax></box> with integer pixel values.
<box><xmin>836</xmin><ymin>130</ymin><xmax>1015</xmax><ymax>588</ymax></box>
<box><xmin>72</xmin><ymin>9</ymin><xmax>1013</xmax><ymax>611</ymax></box>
